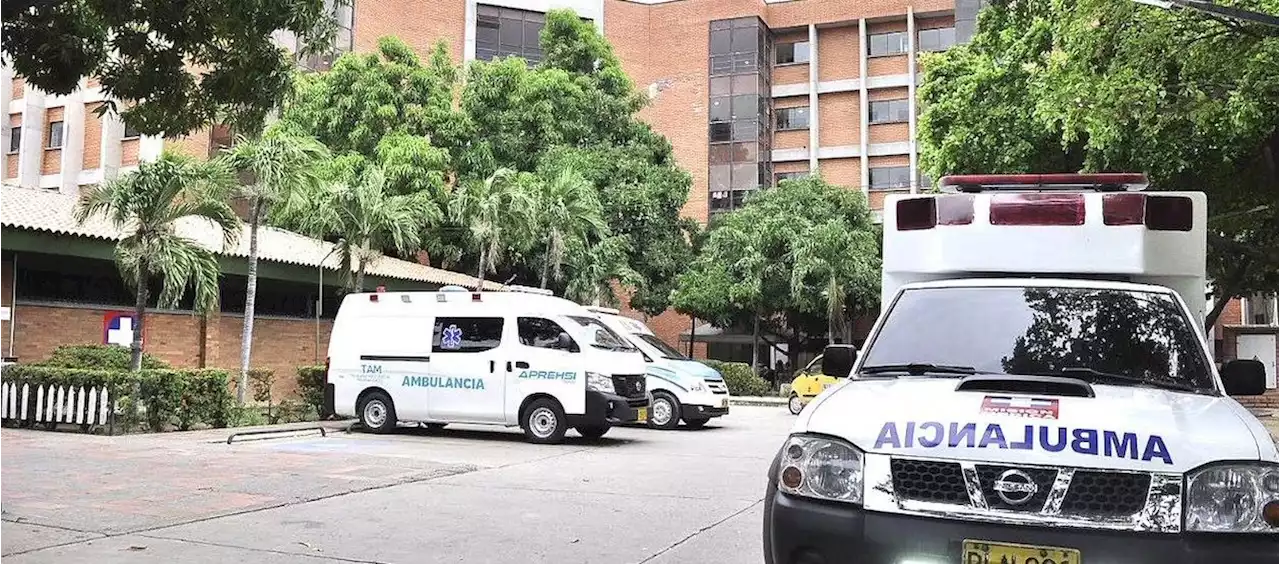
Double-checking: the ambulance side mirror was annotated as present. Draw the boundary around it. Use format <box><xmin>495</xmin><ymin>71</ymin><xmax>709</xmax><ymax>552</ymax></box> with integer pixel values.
<box><xmin>821</xmin><ymin>345</ymin><xmax>858</xmax><ymax>378</ymax></box>
<box><xmin>1221</xmin><ymin>359</ymin><xmax>1267</xmax><ymax>396</ymax></box>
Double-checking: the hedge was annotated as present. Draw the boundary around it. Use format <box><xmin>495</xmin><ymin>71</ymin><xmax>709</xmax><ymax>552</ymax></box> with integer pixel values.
<box><xmin>1</xmin><ymin>364</ymin><xmax>232</xmax><ymax>432</ymax></box>
<box><xmin>296</xmin><ymin>365</ymin><xmax>325</xmax><ymax>417</ymax></box>
<box><xmin>37</xmin><ymin>344</ymin><xmax>169</xmax><ymax>370</ymax></box>
<box><xmin>702</xmin><ymin>360</ymin><xmax>772</xmax><ymax>397</ymax></box>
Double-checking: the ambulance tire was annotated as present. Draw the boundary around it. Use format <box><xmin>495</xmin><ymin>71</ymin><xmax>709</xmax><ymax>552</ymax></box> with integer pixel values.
<box><xmin>787</xmin><ymin>393</ymin><xmax>804</xmax><ymax>415</ymax></box>
<box><xmin>358</xmin><ymin>390</ymin><xmax>397</xmax><ymax>434</ymax></box>
<box><xmin>522</xmin><ymin>397</ymin><xmax>568</xmax><ymax>444</ymax></box>
<box><xmin>575</xmin><ymin>424</ymin><xmax>611</xmax><ymax>440</ymax></box>
<box><xmin>648</xmin><ymin>391</ymin><xmax>681</xmax><ymax>430</ymax></box>
<box><xmin>683</xmin><ymin>417</ymin><xmax>709</xmax><ymax>429</ymax></box>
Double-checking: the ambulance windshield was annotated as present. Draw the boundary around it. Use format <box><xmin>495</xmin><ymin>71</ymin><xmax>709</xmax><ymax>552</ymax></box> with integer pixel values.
<box><xmin>568</xmin><ymin>316</ymin><xmax>637</xmax><ymax>352</ymax></box>
<box><xmin>636</xmin><ymin>334</ymin><xmax>690</xmax><ymax>360</ymax></box>
<box><xmin>859</xmin><ymin>286</ymin><xmax>1216</xmax><ymax>392</ymax></box>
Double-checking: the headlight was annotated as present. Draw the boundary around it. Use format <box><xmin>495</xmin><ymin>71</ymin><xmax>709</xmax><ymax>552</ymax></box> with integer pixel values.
<box><xmin>1185</xmin><ymin>463</ymin><xmax>1279</xmax><ymax>532</ymax></box>
<box><xmin>586</xmin><ymin>372</ymin><xmax>613</xmax><ymax>393</ymax></box>
<box><xmin>687</xmin><ymin>380</ymin><xmax>706</xmax><ymax>392</ymax></box>
<box><xmin>776</xmin><ymin>434</ymin><xmax>864</xmax><ymax>504</ymax></box>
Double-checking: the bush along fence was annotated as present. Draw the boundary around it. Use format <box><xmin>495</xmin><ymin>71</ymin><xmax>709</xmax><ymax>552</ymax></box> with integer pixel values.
<box><xmin>702</xmin><ymin>360</ymin><xmax>774</xmax><ymax>397</ymax></box>
<box><xmin>0</xmin><ymin>346</ymin><xmax>333</xmax><ymax>434</ymax></box>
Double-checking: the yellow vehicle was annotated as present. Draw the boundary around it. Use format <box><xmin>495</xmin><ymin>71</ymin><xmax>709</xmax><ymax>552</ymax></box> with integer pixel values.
<box><xmin>786</xmin><ymin>355</ymin><xmax>838</xmax><ymax>415</ymax></box>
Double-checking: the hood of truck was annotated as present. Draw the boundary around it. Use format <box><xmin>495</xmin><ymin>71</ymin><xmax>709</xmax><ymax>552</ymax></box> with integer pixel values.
<box><xmin>796</xmin><ymin>378</ymin><xmax>1277</xmax><ymax>473</ymax></box>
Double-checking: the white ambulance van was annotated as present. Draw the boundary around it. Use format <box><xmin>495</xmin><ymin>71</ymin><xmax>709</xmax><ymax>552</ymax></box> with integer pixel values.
<box><xmin>586</xmin><ymin>307</ymin><xmax>732</xmax><ymax>429</ymax></box>
<box><xmin>321</xmin><ymin>286</ymin><xmax>650</xmax><ymax>444</ymax></box>
<box><xmin>764</xmin><ymin>174</ymin><xmax>1278</xmax><ymax>564</ymax></box>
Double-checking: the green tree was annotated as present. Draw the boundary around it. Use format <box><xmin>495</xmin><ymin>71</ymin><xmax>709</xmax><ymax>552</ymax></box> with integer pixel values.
<box><xmin>531</xmin><ymin>168</ymin><xmax>608</xmax><ymax>288</ymax></box>
<box><xmin>448</xmin><ymin>168</ymin><xmax>537</xmax><ymax>289</ymax></box>
<box><xmin>671</xmin><ymin>176</ymin><xmax>881</xmax><ymax>368</ymax></box>
<box><xmin>562</xmin><ymin>236</ymin><xmax>640</xmax><ymax>306</ymax></box>
<box><xmin>280</xmin><ymin>161</ymin><xmax>435</xmax><ymax>291</ymax></box>
<box><xmin>917</xmin><ymin>0</ymin><xmax>1278</xmax><ymax>328</ymax></box>
<box><xmin>223</xmin><ymin>127</ymin><xmax>329</xmax><ymax>405</ymax></box>
<box><xmin>75</xmin><ymin>153</ymin><xmax>241</xmax><ymax>371</ymax></box>
<box><xmin>3</xmin><ymin>0</ymin><xmax>340</xmax><ymax>135</ymax></box>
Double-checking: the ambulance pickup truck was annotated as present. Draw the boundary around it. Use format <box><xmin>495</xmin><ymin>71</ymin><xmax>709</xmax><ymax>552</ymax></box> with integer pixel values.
<box><xmin>586</xmin><ymin>306</ymin><xmax>732</xmax><ymax>429</ymax></box>
<box><xmin>321</xmin><ymin>286</ymin><xmax>650</xmax><ymax>444</ymax></box>
<box><xmin>763</xmin><ymin>174</ymin><xmax>1278</xmax><ymax>564</ymax></box>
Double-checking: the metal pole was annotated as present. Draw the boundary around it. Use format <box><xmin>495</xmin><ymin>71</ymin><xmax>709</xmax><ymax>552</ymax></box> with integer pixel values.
<box><xmin>316</xmin><ymin>263</ymin><xmax>322</xmax><ymax>365</ymax></box>
<box><xmin>8</xmin><ymin>253</ymin><xmax>17</xmax><ymax>358</ymax></box>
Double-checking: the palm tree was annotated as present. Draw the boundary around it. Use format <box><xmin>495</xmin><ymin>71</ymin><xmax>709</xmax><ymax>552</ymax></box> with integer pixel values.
<box><xmin>223</xmin><ymin>128</ymin><xmax>329</xmax><ymax>405</ymax></box>
<box><xmin>532</xmin><ymin>169</ymin><xmax>607</xmax><ymax>289</ymax></box>
<box><xmin>563</xmin><ymin>236</ymin><xmax>639</xmax><ymax>306</ymax></box>
<box><xmin>285</xmin><ymin>165</ymin><xmax>436</xmax><ymax>291</ymax></box>
<box><xmin>449</xmin><ymin>168</ymin><xmax>536</xmax><ymax>289</ymax></box>
<box><xmin>75</xmin><ymin>152</ymin><xmax>241</xmax><ymax>371</ymax></box>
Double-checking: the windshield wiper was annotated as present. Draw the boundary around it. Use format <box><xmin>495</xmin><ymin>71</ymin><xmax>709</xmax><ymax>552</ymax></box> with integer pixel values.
<box><xmin>860</xmin><ymin>363</ymin><xmax>979</xmax><ymax>376</ymax></box>
<box><xmin>1032</xmin><ymin>367</ymin><xmax>1200</xmax><ymax>393</ymax></box>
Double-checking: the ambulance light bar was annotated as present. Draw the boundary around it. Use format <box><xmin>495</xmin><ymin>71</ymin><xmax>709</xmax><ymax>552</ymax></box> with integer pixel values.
<box><xmin>898</xmin><ymin>192</ymin><xmax>1194</xmax><ymax>231</ymax></box>
<box><xmin>938</xmin><ymin>173</ymin><xmax>1150</xmax><ymax>193</ymax></box>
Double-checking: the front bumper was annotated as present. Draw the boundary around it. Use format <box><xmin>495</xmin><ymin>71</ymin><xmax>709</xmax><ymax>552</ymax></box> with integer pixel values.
<box><xmin>763</xmin><ymin>479</ymin><xmax>1278</xmax><ymax>564</ymax></box>
<box><xmin>569</xmin><ymin>391</ymin><xmax>648</xmax><ymax>426</ymax></box>
<box><xmin>683</xmin><ymin>403</ymin><xmax>729</xmax><ymax>418</ymax></box>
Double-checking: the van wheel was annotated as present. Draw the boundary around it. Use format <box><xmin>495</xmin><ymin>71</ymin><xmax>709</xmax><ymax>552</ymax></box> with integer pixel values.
<box><xmin>788</xmin><ymin>394</ymin><xmax>804</xmax><ymax>415</ymax></box>
<box><xmin>648</xmin><ymin>391</ymin><xmax>681</xmax><ymax>430</ymax></box>
<box><xmin>575</xmin><ymin>424</ymin><xmax>610</xmax><ymax>440</ymax></box>
<box><xmin>522</xmin><ymin>398</ymin><xmax>567</xmax><ymax>444</ymax></box>
<box><xmin>359</xmin><ymin>391</ymin><xmax>397</xmax><ymax>434</ymax></box>
<box><xmin>683</xmin><ymin>417</ymin><xmax>709</xmax><ymax>429</ymax></box>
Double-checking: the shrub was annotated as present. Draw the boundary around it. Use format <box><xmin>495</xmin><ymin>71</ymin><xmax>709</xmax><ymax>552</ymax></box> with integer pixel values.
<box><xmin>296</xmin><ymin>365</ymin><xmax>325</xmax><ymax>417</ymax></box>
<box><xmin>703</xmin><ymin>360</ymin><xmax>771</xmax><ymax>397</ymax></box>
<box><xmin>38</xmin><ymin>345</ymin><xmax>169</xmax><ymax>371</ymax></box>
<box><xmin>1</xmin><ymin>365</ymin><xmax>232</xmax><ymax>432</ymax></box>
<box><xmin>247</xmin><ymin>368</ymin><xmax>275</xmax><ymax>405</ymax></box>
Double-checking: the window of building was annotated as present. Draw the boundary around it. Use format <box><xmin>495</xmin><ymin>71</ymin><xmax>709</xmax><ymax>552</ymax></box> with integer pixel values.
<box><xmin>1244</xmin><ymin>294</ymin><xmax>1278</xmax><ymax>326</ymax></box>
<box><xmin>775</xmin><ymin>41</ymin><xmax>810</xmax><ymax>65</ymax></box>
<box><xmin>869</xmin><ymin>31</ymin><xmax>909</xmax><ymax>57</ymax></box>
<box><xmin>869</xmin><ymin>166</ymin><xmax>911</xmax><ymax>190</ymax></box>
<box><xmin>432</xmin><ymin>317</ymin><xmax>505</xmax><ymax>353</ymax></box>
<box><xmin>775</xmin><ymin>106</ymin><xmax>809</xmax><ymax>130</ymax></box>
<box><xmin>918</xmin><ymin>172</ymin><xmax>934</xmax><ymax>191</ymax></box>
<box><xmin>775</xmin><ymin>171</ymin><xmax>808</xmax><ymax>185</ymax></box>
<box><xmin>869</xmin><ymin>99</ymin><xmax>910</xmax><ymax>124</ymax></box>
<box><xmin>122</xmin><ymin>123</ymin><xmax>140</xmax><ymax>139</ymax></box>
<box><xmin>7</xmin><ymin>125</ymin><xmax>19</xmax><ymax>154</ymax></box>
<box><xmin>518</xmin><ymin>317</ymin><xmax>578</xmax><ymax>350</ymax></box>
<box><xmin>476</xmin><ymin>5</ymin><xmax>545</xmax><ymax>64</ymax></box>
<box><xmin>47</xmin><ymin>121</ymin><xmax>64</xmax><ymax>149</ymax></box>
<box><xmin>918</xmin><ymin>27</ymin><xmax>956</xmax><ymax>52</ymax></box>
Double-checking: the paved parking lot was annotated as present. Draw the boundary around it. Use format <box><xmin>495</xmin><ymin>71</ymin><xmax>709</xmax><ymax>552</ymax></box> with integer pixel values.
<box><xmin>1</xmin><ymin>406</ymin><xmax>795</xmax><ymax>564</ymax></box>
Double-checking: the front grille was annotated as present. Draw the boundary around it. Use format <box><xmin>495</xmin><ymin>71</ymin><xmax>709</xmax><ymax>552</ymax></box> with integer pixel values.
<box><xmin>976</xmin><ymin>465</ymin><xmax>1057</xmax><ymax>511</ymax></box>
<box><xmin>611</xmin><ymin>374</ymin><xmax>646</xmax><ymax>399</ymax></box>
<box><xmin>1061</xmin><ymin>471</ymin><xmax>1151</xmax><ymax>517</ymax></box>
<box><xmin>890</xmin><ymin>459</ymin><xmax>969</xmax><ymax>504</ymax></box>
<box><xmin>707</xmin><ymin>381</ymin><xmax>729</xmax><ymax>394</ymax></box>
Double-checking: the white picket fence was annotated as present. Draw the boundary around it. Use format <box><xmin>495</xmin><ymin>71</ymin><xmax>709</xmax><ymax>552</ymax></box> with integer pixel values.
<box><xmin>0</xmin><ymin>382</ymin><xmax>115</xmax><ymax>427</ymax></box>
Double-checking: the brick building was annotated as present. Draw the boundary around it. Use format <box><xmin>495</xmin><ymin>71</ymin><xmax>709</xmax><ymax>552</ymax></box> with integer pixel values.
<box><xmin>1</xmin><ymin>0</ymin><xmax>1275</xmax><ymax>403</ymax></box>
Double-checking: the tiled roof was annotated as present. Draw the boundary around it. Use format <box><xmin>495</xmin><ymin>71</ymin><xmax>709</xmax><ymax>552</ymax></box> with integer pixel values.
<box><xmin>1</xmin><ymin>186</ymin><xmax>501</xmax><ymax>289</ymax></box>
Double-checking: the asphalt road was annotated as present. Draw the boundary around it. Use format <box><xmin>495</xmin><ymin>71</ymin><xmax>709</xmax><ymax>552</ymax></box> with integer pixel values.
<box><xmin>1</xmin><ymin>406</ymin><xmax>796</xmax><ymax>564</ymax></box>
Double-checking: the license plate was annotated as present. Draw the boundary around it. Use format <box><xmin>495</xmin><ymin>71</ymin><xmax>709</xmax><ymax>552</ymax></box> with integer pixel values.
<box><xmin>636</xmin><ymin>407</ymin><xmax>647</xmax><ymax>422</ymax></box>
<box><xmin>962</xmin><ymin>541</ymin><xmax>1080</xmax><ymax>564</ymax></box>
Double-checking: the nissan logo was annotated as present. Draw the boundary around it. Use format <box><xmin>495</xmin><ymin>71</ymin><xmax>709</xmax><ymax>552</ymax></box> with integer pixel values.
<box><xmin>992</xmin><ymin>469</ymin><xmax>1038</xmax><ymax>505</ymax></box>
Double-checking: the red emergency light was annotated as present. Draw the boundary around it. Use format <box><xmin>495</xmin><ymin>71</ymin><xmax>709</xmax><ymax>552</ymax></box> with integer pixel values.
<box><xmin>938</xmin><ymin>173</ymin><xmax>1150</xmax><ymax>192</ymax></box>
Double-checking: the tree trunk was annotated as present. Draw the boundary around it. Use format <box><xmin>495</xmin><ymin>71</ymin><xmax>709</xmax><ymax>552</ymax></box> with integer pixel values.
<box><xmin>355</xmin><ymin>259</ymin><xmax>366</xmax><ymax>293</ymax></box>
<box><xmin>1205</xmin><ymin>256</ymin><xmax>1253</xmax><ymax>331</ymax></box>
<box><xmin>475</xmin><ymin>248</ymin><xmax>488</xmax><ymax>290</ymax></box>
<box><xmin>130</xmin><ymin>261</ymin><xmax>149</xmax><ymax>372</ymax></box>
<box><xmin>687</xmin><ymin>316</ymin><xmax>696</xmax><ymax>358</ymax></box>
<box><xmin>540</xmin><ymin>253</ymin><xmax>551</xmax><ymax>289</ymax></box>
<box><xmin>237</xmin><ymin>198</ymin><xmax>263</xmax><ymax>406</ymax></box>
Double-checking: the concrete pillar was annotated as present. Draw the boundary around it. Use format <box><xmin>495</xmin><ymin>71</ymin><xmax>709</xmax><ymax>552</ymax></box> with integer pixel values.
<box><xmin>907</xmin><ymin>7</ymin><xmax>919</xmax><ymax>194</ymax></box>
<box><xmin>100</xmin><ymin>108</ymin><xmax>125</xmax><ymax>182</ymax></box>
<box><xmin>59</xmin><ymin>88</ymin><xmax>85</xmax><ymax>193</ymax></box>
<box><xmin>807</xmin><ymin>23</ymin><xmax>819</xmax><ymax>173</ymax></box>
<box><xmin>858</xmin><ymin>18</ymin><xmax>869</xmax><ymax>194</ymax></box>
<box><xmin>17</xmin><ymin>89</ymin><xmax>44</xmax><ymax>189</ymax></box>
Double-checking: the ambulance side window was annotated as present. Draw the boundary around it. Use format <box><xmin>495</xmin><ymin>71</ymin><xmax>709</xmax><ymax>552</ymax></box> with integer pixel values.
<box><xmin>517</xmin><ymin>317</ymin><xmax>579</xmax><ymax>352</ymax></box>
<box><xmin>432</xmin><ymin>317</ymin><xmax>504</xmax><ymax>353</ymax></box>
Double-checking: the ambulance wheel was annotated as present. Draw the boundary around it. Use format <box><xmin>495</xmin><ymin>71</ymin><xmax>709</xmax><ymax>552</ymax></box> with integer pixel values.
<box><xmin>788</xmin><ymin>394</ymin><xmax>804</xmax><ymax>415</ymax></box>
<box><xmin>575</xmin><ymin>424</ymin><xmax>610</xmax><ymax>440</ymax></box>
<box><xmin>648</xmin><ymin>391</ymin><xmax>681</xmax><ymax>430</ymax></box>
<box><xmin>522</xmin><ymin>398</ymin><xmax>567</xmax><ymax>444</ymax></box>
<box><xmin>680</xmin><ymin>414</ymin><xmax>711</xmax><ymax>429</ymax></box>
<box><xmin>359</xmin><ymin>391</ymin><xmax>397</xmax><ymax>434</ymax></box>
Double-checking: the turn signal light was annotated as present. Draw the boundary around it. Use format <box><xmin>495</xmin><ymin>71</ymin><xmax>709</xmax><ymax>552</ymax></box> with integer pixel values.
<box><xmin>989</xmin><ymin>193</ymin><xmax>1085</xmax><ymax>226</ymax></box>
<box><xmin>1102</xmin><ymin>193</ymin><xmax>1194</xmax><ymax>231</ymax></box>
<box><xmin>1263</xmin><ymin>500</ymin><xmax>1278</xmax><ymax>527</ymax></box>
<box><xmin>781</xmin><ymin>466</ymin><xmax>804</xmax><ymax>489</ymax></box>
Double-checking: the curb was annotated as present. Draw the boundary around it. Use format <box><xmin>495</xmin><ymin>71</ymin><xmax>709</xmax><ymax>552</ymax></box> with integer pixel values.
<box><xmin>730</xmin><ymin>397</ymin><xmax>788</xmax><ymax>407</ymax></box>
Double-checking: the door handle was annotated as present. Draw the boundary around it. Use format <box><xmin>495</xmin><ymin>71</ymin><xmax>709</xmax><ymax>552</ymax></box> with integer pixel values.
<box><xmin>515</xmin><ymin>361</ymin><xmax>530</xmax><ymax>369</ymax></box>
<box><xmin>489</xmin><ymin>360</ymin><xmax>495</xmax><ymax>373</ymax></box>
